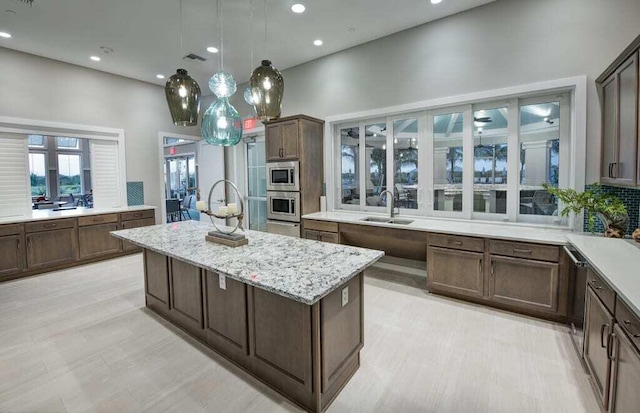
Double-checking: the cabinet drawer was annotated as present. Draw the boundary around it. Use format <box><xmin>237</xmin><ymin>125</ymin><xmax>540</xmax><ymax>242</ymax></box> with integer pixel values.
<box><xmin>25</xmin><ymin>218</ymin><xmax>76</xmax><ymax>233</ymax></box>
<box><xmin>303</xmin><ymin>219</ymin><xmax>338</xmax><ymax>233</ymax></box>
<box><xmin>0</xmin><ymin>224</ymin><xmax>21</xmax><ymax>237</ymax></box>
<box><xmin>78</xmin><ymin>213</ymin><xmax>119</xmax><ymax>227</ymax></box>
<box><xmin>488</xmin><ymin>239</ymin><xmax>559</xmax><ymax>262</ymax></box>
<box><xmin>428</xmin><ymin>233</ymin><xmax>484</xmax><ymax>253</ymax></box>
<box><xmin>120</xmin><ymin>209</ymin><xmax>154</xmax><ymax>221</ymax></box>
<box><xmin>615</xmin><ymin>297</ymin><xmax>640</xmax><ymax>351</ymax></box>
<box><xmin>588</xmin><ymin>269</ymin><xmax>616</xmax><ymax>314</ymax></box>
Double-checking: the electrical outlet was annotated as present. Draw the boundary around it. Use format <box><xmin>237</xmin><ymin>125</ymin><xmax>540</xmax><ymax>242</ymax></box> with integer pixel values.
<box><xmin>219</xmin><ymin>275</ymin><xmax>226</xmax><ymax>290</ymax></box>
<box><xmin>341</xmin><ymin>286</ymin><xmax>349</xmax><ymax>307</ymax></box>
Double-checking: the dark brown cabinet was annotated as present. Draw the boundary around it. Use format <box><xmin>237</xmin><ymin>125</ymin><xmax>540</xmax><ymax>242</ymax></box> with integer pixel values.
<box><xmin>144</xmin><ymin>249</ymin><xmax>170</xmax><ymax>316</ymax></box>
<box><xmin>0</xmin><ymin>235</ymin><xmax>24</xmax><ymax>276</ymax></box>
<box><xmin>78</xmin><ymin>222</ymin><xmax>122</xmax><ymax>259</ymax></box>
<box><xmin>26</xmin><ymin>227</ymin><xmax>78</xmax><ymax>269</ymax></box>
<box><xmin>266</xmin><ymin>120</ymin><xmax>300</xmax><ymax>161</ymax></box>
<box><xmin>427</xmin><ymin>246</ymin><xmax>484</xmax><ymax>299</ymax></box>
<box><xmin>487</xmin><ymin>256</ymin><xmax>559</xmax><ymax>314</ymax></box>
<box><xmin>121</xmin><ymin>217</ymin><xmax>155</xmax><ymax>251</ymax></box>
<box><xmin>609</xmin><ymin>323</ymin><xmax>640</xmax><ymax>413</ymax></box>
<box><xmin>598</xmin><ymin>45</ymin><xmax>639</xmax><ymax>186</ymax></box>
<box><xmin>584</xmin><ymin>286</ymin><xmax>615</xmax><ymax>410</ymax></box>
<box><xmin>168</xmin><ymin>259</ymin><xmax>204</xmax><ymax>338</ymax></box>
<box><xmin>303</xmin><ymin>229</ymin><xmax>339</xmax><ymax>244</ymax></box>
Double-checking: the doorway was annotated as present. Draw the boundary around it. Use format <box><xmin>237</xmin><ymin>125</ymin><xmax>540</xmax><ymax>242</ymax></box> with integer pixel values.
<box><xmin>164</xmin><ymin>154</ymin><xmax>196</xmax><ymax>200</ymax></box>
<box><xmin>245</xmin><ymin>135</ymin><xmax>267</xmax><ymax>231</ymax></box>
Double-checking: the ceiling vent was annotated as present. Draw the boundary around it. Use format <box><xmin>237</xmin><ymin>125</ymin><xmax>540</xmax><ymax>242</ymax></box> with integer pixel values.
<box><xmin>183</xmin><ymin>53</ymin><xmax>207</xmax><ymax>62</ymax></box>
<box><xmin>11</xmin><ymin>0</ymin><xmax>34</xmax><ymax>6</ymax></box>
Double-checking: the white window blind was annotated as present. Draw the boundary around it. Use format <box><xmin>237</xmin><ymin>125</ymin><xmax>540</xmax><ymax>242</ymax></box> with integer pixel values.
<box><xmin>91</xmin><ymin>140</ymin><xmax>122</xmax><ymax>208</ymax></box>
<box><xmin>0</xmin><ymin>134</ymin><xmax>31</xmax><ymax>218</ymax></box>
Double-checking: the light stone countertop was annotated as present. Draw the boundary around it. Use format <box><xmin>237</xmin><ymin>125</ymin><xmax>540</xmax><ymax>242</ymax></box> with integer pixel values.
<box><xmin>0</xmin><ymin>205</ymin><xmax>156</xmax><ymax>225</ymax></box>
<box><xmin>111</xmin><ymin>220</ymin><xmax>384</xmax><ymax>305</ymax></box>
<box><xmin>303</xmin><ymin>211</ymin><xmax>573</xmax><ymax>245</ymax></box>
<box><xmin>567</xmin><ymin>234</ymin><xmax>640</xmax><ymax>317</ymax></box>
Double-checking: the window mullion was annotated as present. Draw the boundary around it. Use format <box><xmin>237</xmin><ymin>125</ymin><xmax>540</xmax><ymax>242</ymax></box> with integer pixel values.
<box><xmin>386</xmin><ymin>117</ymin><xmax>394</xmax><ymax>215</ymax></box>
<box><xmin>507</xmin><ymin>98</ymin><xmax>520</xmax><ymax>222</ymax></box>
<box><xmin>461</xmin><ymin>105</ymin><xmax>473</xmax><ymax>219</ymax></box>
<box><xmin>359</xmin><ymin>121</ymin><xmax>366</xmax><ymax>211</ymax></box>
<box><xmin>424</xmin><ymin>111</ymin><xmax>434</xmax><ymax>216</ymax></box>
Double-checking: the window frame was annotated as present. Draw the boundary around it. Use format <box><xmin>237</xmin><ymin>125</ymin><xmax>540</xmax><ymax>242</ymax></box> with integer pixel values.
<box><xmin>56</xmin><ymin>152</ymin><xmax>83</xmax><ymax>196</ymax></box>
<box><xmin>336</xmin><ymin>121</ymin><xmax>364</xmax><ymax>211</ymax></box>
<box><xmin>28</xmin><ymin>150</ymin><xmax>49</xmax><ymax>198</ymax></box>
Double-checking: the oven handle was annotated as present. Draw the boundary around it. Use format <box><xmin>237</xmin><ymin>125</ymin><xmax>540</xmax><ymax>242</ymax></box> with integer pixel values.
<box><xmin>563</xmin><ymin>246</ymin><xmax>588</xmax><ymax>268</ymax></box>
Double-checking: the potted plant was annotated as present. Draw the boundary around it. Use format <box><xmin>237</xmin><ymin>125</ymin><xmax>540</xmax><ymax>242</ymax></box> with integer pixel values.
<box><xmin>542</xmin><ymin>183</ymin><xmax>628</xmax><ymax>238</ymax></box>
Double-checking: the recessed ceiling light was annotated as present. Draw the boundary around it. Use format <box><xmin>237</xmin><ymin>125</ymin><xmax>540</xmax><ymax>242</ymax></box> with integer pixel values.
<box><xmin>291</xmin><ymin>3</ymin><xmax>305</xmax><ymax>13</ymax></box>
<box><xmin>206</xmin><ymin>46</ymin><xmax>219</xmax><ymax>53</ymax></box>
<box><xmin>0</xmin><ymin>31</ymin><xmax>11</xmax><ymax>38</ymax></box>
<box><xmin>313</xmin><ymin>39</ymin><xmax>323</xmax><ymax>46</ymax></box>
<box><xmin>156</xmin><ymin>74</ymin><xmax>165</xmax><ymax>79</ymax></box>
<box><xmin>431</xmin><ymin>0</ymin><xmax>443</xmax><ymax>4</ymax></box>
<box><xmin>90</xmin><ymin>56</ymin><xmax>101</xmax><ymax>62</ymax></box>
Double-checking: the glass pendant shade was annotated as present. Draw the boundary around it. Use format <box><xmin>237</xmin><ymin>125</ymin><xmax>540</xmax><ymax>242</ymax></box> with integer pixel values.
<box><xmin>201</xmin><ymin>98</ymin><xmax>243</xmax><ymax>146</ymax></box>
<box><xmin>243</xmin><ymin>86</ymin><xmax>254</xmax><ymax>105</ymax></box>
<box><xmin>164</xmin><ymin>69</ymin><xmax>201</xmax><ymax>126</ymax></box>
<box><xmin>249</xmin><ymin>60</ymin><xmax>284</xmax><ymax>122</ymax></box>
<box><xmin>209</xmin><ymin>71</ymin><xmax>237</xmax><ymax>98</ymax></box>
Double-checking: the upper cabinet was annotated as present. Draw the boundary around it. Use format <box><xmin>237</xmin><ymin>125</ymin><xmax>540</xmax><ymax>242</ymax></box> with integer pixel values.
<box><xmin>598</xmin><ymin>36</ymin><xmax>640</xmax><ymax>186</ymax></box>
<box><xmin>265</xmin><ymin>115</ymin><xmax>323</xmax><ymax>162</ymax></box>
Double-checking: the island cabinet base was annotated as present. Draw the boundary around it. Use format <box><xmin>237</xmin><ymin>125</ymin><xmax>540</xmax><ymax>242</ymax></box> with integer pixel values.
<box><xmin>142</xmin><ymin>249</ymin><xmax>364</xmax><ymax>413</ymax></box>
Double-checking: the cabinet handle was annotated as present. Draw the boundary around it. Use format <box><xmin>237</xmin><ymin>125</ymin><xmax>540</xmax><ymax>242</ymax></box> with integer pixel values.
<box><xmin>608</xmin><ymin>163</ymin><xmax>613</xmax><ymax>178</ymax></box>
<box><xmin>611</xmin><ymin>162</ymin><xmax>618</xmax><ymax>179</ymax></box>
<box><xmin>16</xmin><ymin>238</ymin><xmax>20</xmax><ymax>251</ymax></box>
<box><xmin>43</xmin><ymin>223</ymin><xmax>57</xmax><ymax>228</ymax></box>
<box><xmin>93</xmin><ymin>218</ymin><xmax>104</xmax><ymax>223</ymax></box>
<box><xmin>623</xmin><ymin>320</ymin><xmax>640</xmax><ymax>338</ymax></box>
<box><xmin>589</xmin><ymin>280</ymin><xmax>603</xmax><ymax>290</ymax></box>
<box><xmin>490</xmin><ymin>261</ymin><xmax>494</xmax><ymax>276</ymax></box>
<box><xmin>133</xmin><ymin>213</ymin><xmax>142</xmax><ymax>218</ymax></box>
<box><xmin>601</xmin><ymin>323</ymin><xmax>610</xmax><ymax>348</ymax></box>
<box><xmin>27</xmin><ymin>238</ymin><xmax>31</xmax><ymax>250</ymax></box>
<box><xmin>450</xmin><ymin>240</ymin><xmax>463</xmax><ymax>246</ymax></box>
<box><xmin>479</xmin><ymin>258</ymin><xmax>483</xmax><ymax>274</ymax></box>
<box><xmin>513</xmin><ymin>248</ymin><xmax>532</xmax><ymax>254</ymax></box>
<box><xmin>607</xmin><ymin>332</ymin><xmax>616</xmax><ymax>361</ymax></box>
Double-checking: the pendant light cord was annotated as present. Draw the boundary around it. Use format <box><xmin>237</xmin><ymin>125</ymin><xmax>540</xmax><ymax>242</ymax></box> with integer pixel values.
<box><xmin>250</xmin><ymin>0</ymin><xmax>254</xmax><ymax>71</ymax></box>
<box><xmin>179</xmin><ymin>0</ymin><xmax>184</xmax><ymax>58</ymax></box>
<box><xmin>264</xmin><ymin>0</ymin><xmax>268</xmax><ymax>57</ymax></box>
<box><xmin>218</xmin><ymin>0</ymin><xmax>224</xmax><ymax>72</ymax></box>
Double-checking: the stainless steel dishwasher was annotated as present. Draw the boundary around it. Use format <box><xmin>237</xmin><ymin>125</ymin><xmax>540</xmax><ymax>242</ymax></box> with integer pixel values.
<box><xmin>564</xmin><ymin>245</ymin><xmax>589</xmax><ymax>354</ymax></box>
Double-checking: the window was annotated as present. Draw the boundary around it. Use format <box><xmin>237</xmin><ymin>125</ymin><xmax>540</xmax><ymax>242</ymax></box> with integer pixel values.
<box><xmin>56</xmin><ymin>137</ymin><xmax>80</xmax><ymax>150</ymax></box>
<box><xmin>333</xmin><ymin>91</ymin><xmax>571</xmax><ymax>226</ymax></box>
<box><xmin>393</xmin><ymin>118</ymin><xmax>419</xmax><ymax>210</ymax></box>
<box><xmin>433</xmin><ymin>112</ymin><xmax>463</xmax><ymax>212</ymax></box>
<box><xmin>340</xmin><ymin>126</ymin><xmax>360</xmax><ymax>206</ymax></box>
<box><xmin>247</xmin><ymin>140</ymin><xmax>267</xmax><ymax>231</ymax></box>
<box><xmin>57</xmin><ymin>153</ymin><xmax>82</xmax><ymax>195</ymax></box>
<box><xmin>29</xmin><ymin>153</ymin><xmax>47</xmax><ymax>196</ymax></box>
<box><xmin>28</xmin><ymin>135</ymin><xmax>45</xmax><ymax>148</ymax></box>
<box><xmin>519</xmin><ymin>100</ymin><xmax>562</xmax><ymax>217</ymax></box>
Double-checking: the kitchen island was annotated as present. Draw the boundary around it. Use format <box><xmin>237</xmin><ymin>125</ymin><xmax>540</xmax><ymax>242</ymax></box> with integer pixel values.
<box><xmin>111</xmin><ymin>220</ymin><xmax>383</xmax><ymax>413</ymax></box>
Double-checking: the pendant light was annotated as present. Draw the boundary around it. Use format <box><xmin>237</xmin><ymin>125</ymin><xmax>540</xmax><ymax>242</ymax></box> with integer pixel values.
<box><xmin>164</xmin><ymin>0</ymin><xmax>201</xmax><ymax>127</ymax></box>
<box><xmin>250</xmin><ymin>0</ymin><xmax>284</xmax><ymax>122</ymax></box>
<box><xmin>201</xmin><ymin>0</ymin><xmax>243</xmax><ymax>146</ymax></box>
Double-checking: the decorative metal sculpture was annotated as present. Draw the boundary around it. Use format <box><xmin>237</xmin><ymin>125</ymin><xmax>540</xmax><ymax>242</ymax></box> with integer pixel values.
<box><xmin>199</xmin><ymin>179</ymin><xmax>245</xmax><ymax>235</ymax></box>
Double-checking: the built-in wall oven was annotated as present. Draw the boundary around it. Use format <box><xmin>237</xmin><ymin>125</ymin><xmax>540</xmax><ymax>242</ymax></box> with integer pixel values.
<box><xmin>267</xmin><ymin>191</ymin><xmax>300</xmax><ymax>223</ymax></box>
<box><xmin>266</xmin><ymin>161</ymin><xmax>300</xmax><ymax>192</ymax></box>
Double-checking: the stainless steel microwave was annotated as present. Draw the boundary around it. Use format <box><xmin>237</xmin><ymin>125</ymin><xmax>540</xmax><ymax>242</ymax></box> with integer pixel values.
<box><xmin>267</xmin><ymin>191</ymin><xmax>300</xmax><ymax>222</ymax></box>
<box><xmin>266</xmin><ymin>161</ymin><xmax>300</xmax><ymax>192</ymax></box>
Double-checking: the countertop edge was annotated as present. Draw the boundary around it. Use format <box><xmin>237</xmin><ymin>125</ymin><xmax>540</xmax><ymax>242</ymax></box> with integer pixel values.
<box><xmin>302</xmin><ymin>212</ymin><xmax>571</xmax><ymax>246</ymax></box>
<box><xmin>0</xmin><ymin>205</ymin><xmax>156</xmax><ymax>225</ymax></box>
<box><xmin>111</xmin><ymin>231</ymin><xmax>384</xmax><ymax>305</ymax></box>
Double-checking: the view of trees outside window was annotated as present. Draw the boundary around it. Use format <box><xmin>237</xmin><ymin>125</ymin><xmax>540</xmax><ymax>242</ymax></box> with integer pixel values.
<box><xmin>341</xmin><ymin>126</ymin><xmax>360</xmax><ymax>205</ymax></box>
<box><xmin>393</xmin><ymin>118</ymin><xmax>419</xmax><ymax>209</ymax></box>
<box><xmin>473</xmin><ymin>107</ymin><xmax>508</xmax><ymax>214</ymax></box>
<box><xmin>29</xmin><ymin>153</ymin><xmax>47</xmax><ymax>196</ymax></box>
<box><xmin>365</xmin><ymin>123</ymin><xmax>386</xmax><ymax>206</ymax></box>
<box><xmin>58</xmin><ymin>153</ymin><xmax>82</xmax><ymax>194</ymax></box>
<box><xmin>433</xmin><ymin>112</ymin><xmax>463</xmax><ymax>211</ymax></box>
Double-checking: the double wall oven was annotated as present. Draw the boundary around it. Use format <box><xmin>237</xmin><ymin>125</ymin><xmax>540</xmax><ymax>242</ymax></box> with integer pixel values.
<box><xmin>266</xmin><ymin>161</ymin><xmax>302</xmax><ymax>237</ymax></box>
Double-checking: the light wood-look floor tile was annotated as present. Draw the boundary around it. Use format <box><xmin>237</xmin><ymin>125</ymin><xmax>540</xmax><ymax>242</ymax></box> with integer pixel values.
<box><xmin>0</xmin><ymin>255</ymin><xmax>599</xmax><ymax>413</ymax></box>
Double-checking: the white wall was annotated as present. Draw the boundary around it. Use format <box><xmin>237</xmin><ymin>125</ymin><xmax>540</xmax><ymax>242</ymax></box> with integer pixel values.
<box><xmin>0</xmin><ymin>46</ymin><xmax>194</xmax><ymax>217</ymax></box>
<box><xmin>231</xmin><ymin>0</ymin><xmax>640</xmax><ymax>184</ymax></box>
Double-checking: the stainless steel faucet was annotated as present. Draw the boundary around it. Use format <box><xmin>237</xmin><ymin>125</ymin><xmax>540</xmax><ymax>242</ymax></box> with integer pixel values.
<box><xmin>378</xmin><ymin>189</ymin><xmax>398</xmax><ymax>218</ymax></box>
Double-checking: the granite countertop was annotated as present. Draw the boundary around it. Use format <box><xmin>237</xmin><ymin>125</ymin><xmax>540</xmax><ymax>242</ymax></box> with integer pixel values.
<box><xmin>111</xmin><ymin>220</ymin><xmax>384</xmax><ymax>305</ymax></box>
<box><xmin>567</xmin><ymin>234</ymin><xmax>640</xmax><ymax>317</ymax></box>
<box><xmin>303</xmin><ymin>211</ymin><xmax>572</xmax><ymax>245</ymax></box>
<box><xmin>0</xmin><ymin>205</ymin><xmax>156</xmax><ymax>225</ymax></box>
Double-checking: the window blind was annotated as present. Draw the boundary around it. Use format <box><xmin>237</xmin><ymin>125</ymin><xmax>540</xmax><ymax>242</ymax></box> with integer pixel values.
<box><xmin>0</xmin><ymin>134</ymin><xmax>31</xmax><ymax>218</ymax></box>
<box><xmin>91</xmin><ymin>140</ymin><xmax>122</xmax><ymax>208</ymax></box>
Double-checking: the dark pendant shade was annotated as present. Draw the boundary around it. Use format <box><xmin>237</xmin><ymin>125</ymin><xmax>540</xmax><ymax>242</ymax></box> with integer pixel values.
<box><xmin>164</xmin><ymin>69</ymin><xmax>201</xmax><ymax>126</ymax></box>
<box><xmin>249</xmin><ymin>60</ymin><xmax>284</xmax><ymax>122</ymax></box>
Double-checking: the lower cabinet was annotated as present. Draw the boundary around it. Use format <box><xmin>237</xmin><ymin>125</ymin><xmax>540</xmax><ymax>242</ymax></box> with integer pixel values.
<box><xmin>609</xmin><ymin>323</ymin><xmax>640</xmax><ymax>413</ymax></box>
<box><xmin>121</xmin><ymin>218</ymin><xmax>156</xmax><ymax>251</ymax></box>
<box><xmin>26</xmin><ymin>228</ymin><xmax>78</xmax><ymax>269</ymax></box>
<box><xmin>79</xmin><ymin>223</ymin><xmax>122</xmax><ymax>259</ymax></box>
<box><xmin>303</xmin><ymin>229</ymin><xmax>339</xmax><ymax>244</ymax></box>
<box><xmin>488</xmin><ymin>256</ymin><xmax>559</xmax><ymax>313</ymax></box>
<box><xmin>0</xmin><ymin>234</ymin><xmax>24</xmax><ymax>277</ymax></box>
<box><xmin>427</xmin><ymin>246</ymin><xmax>484</xmax><ymax>299</ymax></box>
<box><xmin>144</xmin><ymin>249</ymin><xmax>170</xmax><ymax>315</ymax></box>
<box><xmin>168</xmin><ymin>259</ymin><xmax>204</xmax><ymax>339</ymax></box>
<box><xmin>584</xmin><ymin>286</ymin><xmax>615</xmax><ymax>410</ymax></box>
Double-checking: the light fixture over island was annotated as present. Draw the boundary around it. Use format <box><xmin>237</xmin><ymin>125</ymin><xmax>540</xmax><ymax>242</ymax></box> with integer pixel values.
<box><xmin>111</xmin><ymin>220</ymin><xmax>383</xmax><ymax>412</ymax></box>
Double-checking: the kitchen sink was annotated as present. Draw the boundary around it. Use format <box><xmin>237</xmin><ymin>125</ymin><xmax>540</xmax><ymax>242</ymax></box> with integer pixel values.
<box><xmin>360</xmin><ymin>217</ymin><xmax>414</xmax><ymax>225</ymax></box>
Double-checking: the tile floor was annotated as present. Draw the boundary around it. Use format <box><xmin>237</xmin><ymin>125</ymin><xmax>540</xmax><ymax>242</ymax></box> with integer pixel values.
<box><xmin>0</xmin><ymin>254</ymin><xmax>599</xmax><ymax>412</ymax></box>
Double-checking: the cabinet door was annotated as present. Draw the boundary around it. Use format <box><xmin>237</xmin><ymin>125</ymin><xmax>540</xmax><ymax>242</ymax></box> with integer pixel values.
<box><xmin>427</xmin><ymin>246</ymin><xmax>484</xmax><ymax>299</ymax></box>
<box><xmin>303</xmin><ymin>229</ymin><xmax>320</xmax><ymax>240</ymax></box>
<box><xmin>144</xmin><ymin>249</ymin><xmax>170</xmax><ymax>315</ymax></box>
<box><xmin>609</xmin><ymin>324</ymin><xmax>640</xmax><ymax>413</ymax></box>
<box><xmin>601</xmin><ymin>75</ymin><xmax>618</xmax><ymax>183</ymax></box>
<box><xmin>121</xmin><ymin>218</ymin><xmax>155</xmax><ymax>251</ymax></box>
<box><xmin>265</xmin><ymin>123</ymin><xmax>283</xmax><ymax>161</ymax></box>
<box><xmin>319</xmin><ymin>232</ymin><xmax>339</xmax><ymax>244</ymax></box>
<box><xmin>0</xmin><ymin>235</ymin><xmax>24</xmax><ymax>276</ymax></box>
<box><xmin>169</xmin><ymin>259</ymin><xmax>204</xmax><ymax>336</ymax></box>
<box><xmin>281</xmin><ymin>120</ymin><xmax>299</xmax><ymax>159</ymax></box>
<box><xmin>488</xmin><ymin>256</ymin><xmax>559</xmax><ymax>313</ymax></box>
<box><xmin>615</xmin><ymin>53</ymin><xmax>638</xmax><ymax>185</ymax></box>
<box><xmin>584</xmin><ymin>286</ymin><xmax>614</xmax><ymax>410</ymax></box>
<box><xmin>78</xmin><ymin>223</ymin><xmax>122</xmax><ymax>259</ymax></box>
<box><xmin>26</xmin><ymin>228</ymin><xmax>78</xmax><ymax>269</ymax></box>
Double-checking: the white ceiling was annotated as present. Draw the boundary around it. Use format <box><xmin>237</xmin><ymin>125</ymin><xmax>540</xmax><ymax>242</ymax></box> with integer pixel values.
<box><xmin>0</xmin><ymin>0</ymin><xmax>495</xmax><ymax>94</ymax></box>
